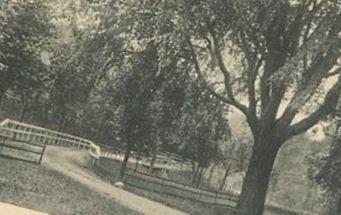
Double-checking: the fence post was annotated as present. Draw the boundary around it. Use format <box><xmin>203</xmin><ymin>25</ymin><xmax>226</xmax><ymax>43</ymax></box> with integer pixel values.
<box><xmin>0</xmin><ymin>136</ymin><xmax>4</xmax><ymax>153</ymax></box>
<box><xmin>91</xmin><ymin>156</ymin><xmax>97</xmax><ymax>167</ymax></box>
<box><xmin>198</xmin><ymin>189</ymin><xmax>202</xmax><ymax>201</ymax></box>
<box><xmin>38</xmin><ymin>136</ymin><xmax>47</xmax><ymax>164</ymax></box>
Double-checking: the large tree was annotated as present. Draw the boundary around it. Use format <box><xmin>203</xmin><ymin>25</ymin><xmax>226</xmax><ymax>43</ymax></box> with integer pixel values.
<box><xmin>125</xmin><ymin>0</ymin><xmax>341</xmax><ymax>214</ymax></box>
<box><xmin>0</xmin><ymin>0</ymin><xmax>51</xmax><ymax>105</ymax></box>
<box><xmin>44</xmin><ymin>0</ymin><xmax>126</xmax><ymax>134</ymax></box>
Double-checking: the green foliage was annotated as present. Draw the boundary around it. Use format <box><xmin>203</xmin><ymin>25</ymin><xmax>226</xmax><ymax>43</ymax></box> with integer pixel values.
<box><xmin>0</xmin><ymin>0</ymin><xmax>51</xmax><ymax>103</ymax></box>
<box><xmin>307</xmin><ymin>107</ymin><xmax>341</xmax><ymax>211</ymax></box>
<box><xmin>176</xmin><ymin>82</ymin><xmax>231</xmax><ymax>168</ymax></box>
<box><xmin>219</xmin><ymin>137</ymin><xmax>252</xmax><ymax>173</ymax></box>
<box><xmin>1</xmin><ymin>1</ymin><xmax>340</xmax><ymax>213</ymax></box>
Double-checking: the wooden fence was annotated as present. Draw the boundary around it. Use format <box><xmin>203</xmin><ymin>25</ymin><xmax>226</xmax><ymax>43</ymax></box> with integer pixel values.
<box><xmin>0</xmin><ymin>134</ymin><xmax>46</xmax><ymax>164</ymax></box>
<box><xmin>0</xmin><ymin>119</ymin><xmax>100</xmax><ymax>163</ymax></box>
<box><xmin>0</xmin><ymin>119</ymin><xmax>93</xmax><ymax>148</ymax></box>
<box><xmin>124</xmin><ymin>168</ymin><xmax>239</xmax><ymax>209</ymax></box>
<box><xmin>0</xmin><ymin>119</ymin><xmax>186</xmax><ymax>167</ymax></box>
<box><xmin>122</xmin><ymin>168</ymin><xmax>315</xmax><ymax>215</ymax></box>
<box><xmin>0</xmin><ymin>119</ymin><xmax>317</xmax><ymax>215</ymax></box>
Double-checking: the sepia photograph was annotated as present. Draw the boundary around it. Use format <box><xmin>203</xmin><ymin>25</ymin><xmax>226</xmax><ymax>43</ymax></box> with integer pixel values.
<box><xmin>0</xmin><ymin>0</ymin><xmax>340</xmax><ymax>214</ymax></box>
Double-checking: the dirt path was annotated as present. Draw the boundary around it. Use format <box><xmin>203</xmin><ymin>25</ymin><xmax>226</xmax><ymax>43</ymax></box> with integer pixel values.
<box><xmin>0</xmin><ymin>202</ymin><xmax>50</xmax><ymax>215</ymax></box>
<box><xmin>43</xmin><ymin>146</ymin><xmax>188</xmax><ymax>215</ymax></box>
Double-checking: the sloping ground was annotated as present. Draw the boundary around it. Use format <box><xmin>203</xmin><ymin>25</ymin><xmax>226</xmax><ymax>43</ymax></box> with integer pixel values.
<box><xmin>43</xmin><ymin>146</ymin><xmax>188</xmax><ymax>215</ymax></box>
<box><xmin>0</xmin><ymin>151</ymin><xmax>140</xmax><ymax>215</ymax></box>
<box><xmin>94</xmin><ymin>157</ymin><xmax>316</xmax><ymax>215</ymax></box>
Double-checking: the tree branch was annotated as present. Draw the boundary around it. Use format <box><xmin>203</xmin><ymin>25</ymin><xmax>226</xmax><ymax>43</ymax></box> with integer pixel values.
<box><xmin>277</xmin><ymin>48</ymin><xmax>340</xmax><ymax>129</ymax></box>
<box><xmin>325</xmin><ymin>67</ymin><xmax>341</xmax><ymax>79</ymax></box>
<box><xmin>209</xmin><ymin>30</ymin><xmax>235</xmax><ymax>100</ymax></box>
<box><xmin>286</xmin><ymin>75</ymin><xmax>341</xmax><ymax>137</ymax></box>
<box><xmin>187</xmin><ymin>37</ymin><xmax>260</xmax><ymax>136</ymax></box>
<box><xmin>187</xmin><ymin>38</ymin><xmax>231</xmax><ymax>104</ymax></box>
<box><xmin>239</xmin><ymin>31</ymin><xmax>262</xmax><ymax>116</ymax></box>
<box><xmin>208</xmin><ymin>29</ymin><xmax>254</xmax><ymax>117</ymax></box>
<box><xmin>95</xmin><ymin>55</ymin><xmax>116</xmax><ymax>85</ymax></box>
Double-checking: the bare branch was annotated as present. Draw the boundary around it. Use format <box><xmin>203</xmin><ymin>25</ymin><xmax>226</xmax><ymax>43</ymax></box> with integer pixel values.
<box><xmin>209</xmin><ymin>30</ymin><xmax>234</xmax><ymax>100</ymax></box>
<box><xmin>187</xmin><ymin>38</ymin><xmax>231</xmax><ymax>104</ymax></box>
<box><xmin>239</xmin><ymin>31</ymin><xmax>262</xmax><ymax>115</ymax></box>
<box><xmin>249</xmin><ymin>57</ymin><xmax>263</xmax><ymax>115</ymax></box>
<box><xmin>325</xmin><ymin>67</ymin><xmax>341</xmax><ymax>79</ymax></box>
<box><xmin>277</xmin><ymin>49</ymin><xmax>340</xmax><ymax>129</ymax></box>
<box><xmin>187</xmin><ymin>37</ymin><xmax>260</xmax><ymax>136</ymax></box>
<box><xmin>286</xmin><ymin>75</ymin><xmax>341</xmax><ymax>137</ymax></box>
<box><xmin>95</xmin><ymin>55</ymin><xmax>117</xmax><ymax>85</ymax></box>
<box><xmin>208</xmin><ymin>28</ymin><xmax>254</xmax><ymax>117</ymax></box>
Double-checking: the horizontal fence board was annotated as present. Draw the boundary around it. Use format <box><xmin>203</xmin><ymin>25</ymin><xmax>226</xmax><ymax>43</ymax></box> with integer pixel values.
<box><xmin>0</xmin><ymin>135</ymin><xmax>45</xmax><ymax>148</ymax></box>
<box><xmin>0</xmin><ymin>153</ymin><xmax>39</xmax><ymax>164</ymax></box>
<box><xmin>0</xmin><ymin>143</ymin><xmax>42</xmax><ymax>155</ymax></box>
<box><xmin>124</xmin><ymin>171</ymin><xmax>238</xmax><ymax>209</ymax></box>
<box><xmin>126</xmin><ymin>168</ymin><xmax>239</xmax><ymax>202</ymax></box>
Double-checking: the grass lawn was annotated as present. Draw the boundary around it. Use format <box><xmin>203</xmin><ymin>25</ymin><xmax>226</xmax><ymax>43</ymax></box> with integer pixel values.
<box><xmin>0</xmin><ymin>156</ymin><xmax>141</xmax><ymax>215</ymax></box>
<box><xmin>93</xmin><ymin>157</ymin><xmax>313</xmax><ymax>215</ymax></box>
<box><xmin>93</xmin><ymin>158</ymin><xmax>236</xmax><ymax>215</ymax></box>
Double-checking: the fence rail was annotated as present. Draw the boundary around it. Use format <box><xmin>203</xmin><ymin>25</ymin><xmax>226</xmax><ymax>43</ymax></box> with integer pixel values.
<box><xmin>0</xmin><ymin>134</ymin><xmax>46</xmax><ymax>164</ymax></box>
<box><xmin>0</xmin><ymin>119</ymin><xmax>104</xmax><ymax>159</ymax></box>
<box><xmin>0</xmin><ymin>118</ymin><xmax>317</xmax><ymax>215</ymax></box>
<box><xmin>0</xmin><ymin>120</ymin><xmax>92</xmax><ymax>148</ymax></box>
<box><xmin>0</xmin><ymin>119</ymin><xmax>187</xmax><ymax>167</ymax></box>
<box><xmin>125</xmin><ymin>168</ymin><xmax>238</xmax><ymax>206</ymax></box>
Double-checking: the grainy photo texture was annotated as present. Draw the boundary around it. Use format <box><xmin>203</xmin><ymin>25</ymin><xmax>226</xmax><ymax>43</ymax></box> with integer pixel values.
<box><xmin>0</xmin><ymin>0</ymin><xmax>340</xmax><ymax>215</ymax></box>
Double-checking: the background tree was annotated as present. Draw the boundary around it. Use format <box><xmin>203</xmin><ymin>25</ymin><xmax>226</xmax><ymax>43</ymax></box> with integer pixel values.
<box><xmin>176</xmin><ymin>82</ymin><xmax>231</xmax><ymax>188</ymax></box>
<box><xmin>125</xmin><ymin>1</ymin><xmax>341</xmax><ymax>213</ymax></box>
<box><xmin>42</xmin><ymin>0</ymin><xmax>126</xmax><ymax>135</ymax></box>
<box><xmin>0</xmin><ymin>1</ymin><xmax>339</xmax><ymax>213</ymax></box>
<box><xmin>218</xmin><ymin>138</ymin><xmax>252</xmax><ymax>191</ymax></box>
<box><xmin>0</xmin><ymin>0</ymin><xmax>51</xmax><ymax>105</ymax></box>
<box><xmin>111</xmin><ymin>43</ymin><xmax>164</xmax><ymax>178</ymax></box>
<box><xmin>309</xmin><ymin>107</ymin><xmax>341</xmax><ymax>215</ymax></box>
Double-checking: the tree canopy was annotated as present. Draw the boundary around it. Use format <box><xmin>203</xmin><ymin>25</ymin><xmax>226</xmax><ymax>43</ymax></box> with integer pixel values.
<box><xmin>0</xmin><ymin>1</ymin><xmax>340</xmax><ymax>214</ymax></box>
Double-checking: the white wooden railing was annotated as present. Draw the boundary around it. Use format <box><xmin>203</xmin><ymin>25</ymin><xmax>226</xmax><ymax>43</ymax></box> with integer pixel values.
<box><xmin>0</xmin><ymin>119</ymin><xmax>189</xmax><ymax>169</ymax></box>
<box><xmin>0</xmin><ymin>119</ymin><xmax>101</xmax><ymax>159</ymax></box>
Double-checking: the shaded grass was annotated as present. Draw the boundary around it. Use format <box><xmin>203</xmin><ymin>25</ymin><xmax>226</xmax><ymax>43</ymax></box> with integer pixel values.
<box><xmin>94</xmin><ymin>157</ymin><xmax>315</xmax><ymax>215</ymax></box>
<box><xmin>0</xmin><ymin>156</ymin><xmax>141</xmax><ymax>215</ymax></box>
<box><xmin>93</xmin><ymin>158</ymin><xmax>237</xmax><ymax>215</ymax></box>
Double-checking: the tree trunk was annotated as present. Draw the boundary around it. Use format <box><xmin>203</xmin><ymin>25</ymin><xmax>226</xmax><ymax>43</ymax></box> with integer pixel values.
<box><xmin>95</xmin><ymin>116</ymin><xmax>106</xmax><ymax>141</ymax></box>
<box><xmin>19</xmin><ymin>101</ymin><xmax>28</xmax><ymax>122</ymax></box>
<box><xmin>236</xmin><ymin>138</ymin><xmax>281</xmax><ymax>215</ymax></box>
<box><xmin>0</xmin><ymin>87</ymin><xmax>7</xmax><ymax>108</ymax></box>
<box><xmin>219</xmin><ymin>165</ymin><xmax>231</xmax><ymax>191</ymax></box>
<box><xmin>54</xmin><ymin>115</ymin><xmax>65</xmax><ymax>145</ymax></box>
<box><xmin>119</xmin><ymin>143</ymin><xmax>133</xmax><ymax>178</ymax></box>
<box><xmin>149</xmin><ymin>137</ymin><xmax>160</xmax><ymax>173</ymax></box>
<box><xmin>149</xmin><ymin>149</ymin><xmax>157</xmax><ymax>174</ymax></box>
<box><xmin>336</xmin><ymin>193</ymin><xmax>341</xmax><ymax>215</ymax></box>
<box><xmin>192</xmin><ymin>163</ymin><xmax>199</xmax><ymax>185</ymax></box>
<box><xmin>191</xmin><ymin>161</ymin><xmax>196</xmax><ymax>175</ymax></box>
<box><xmin>207</xmin><ymin>163</ymin><xmax>217</xmax><ymax>187</ymax></box>
<box><xmin>57</xmin><ymin>114</ymin><xmax>66</xmax><ymax>132</ymax></box>
<box><xmin>0</xmin><ymin>94</ymin><xmax>3</xmax><ymax>107</ymax></box>
<box><xmin>330</xmin><ymin>192</ymin><xmax>341</xmax><ymax>215</ymax></box>
<box><xmin>195</xmin><ymin>167</ymin><xmax>204</xmax><ymax>188</ymax></box>
<box><xmin>134</xmin><ymin>152</ymin><xmax>141</xmax><ymax>172</ymax></box>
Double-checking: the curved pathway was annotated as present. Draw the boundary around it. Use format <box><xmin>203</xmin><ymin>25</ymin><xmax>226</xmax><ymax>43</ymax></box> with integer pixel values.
<box><xmin>43</xmin><ymin>146</ymin><xmax>188</xmax><ymax>215</ymax></box>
